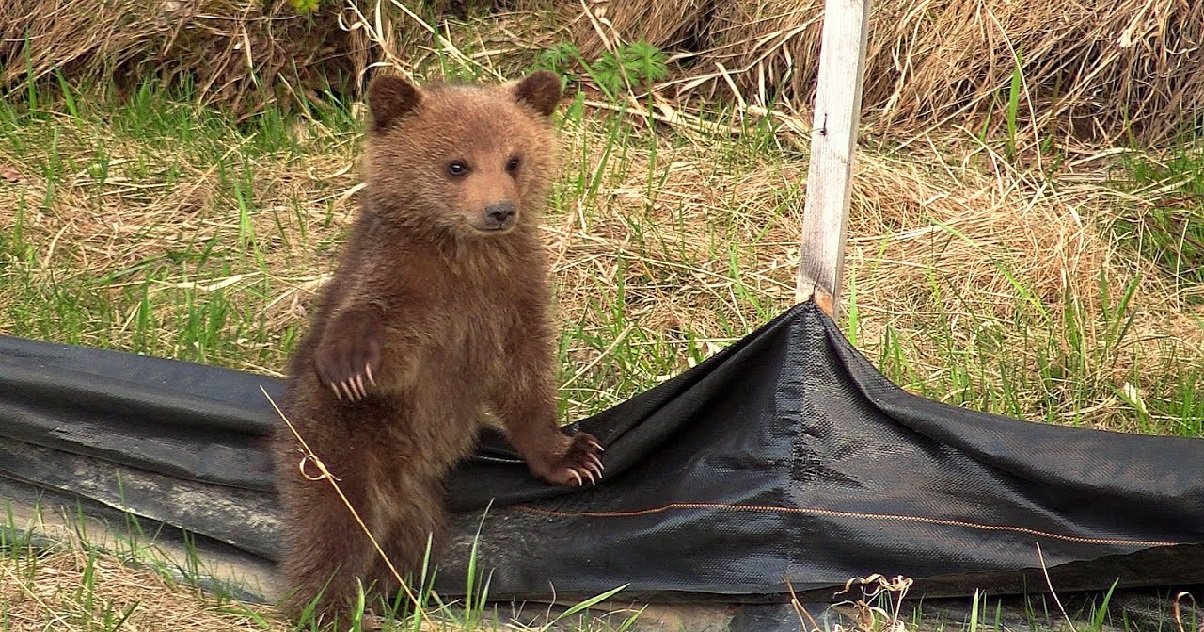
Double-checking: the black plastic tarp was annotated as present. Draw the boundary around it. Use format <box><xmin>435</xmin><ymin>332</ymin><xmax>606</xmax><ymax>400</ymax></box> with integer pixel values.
<box><xmin>1</xmin><ymin>301</ymin><xmax>1202</xmax><ymax>604</ymax></box>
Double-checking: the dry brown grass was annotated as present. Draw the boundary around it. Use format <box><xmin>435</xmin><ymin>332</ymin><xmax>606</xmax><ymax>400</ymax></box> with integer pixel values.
<box><xmin>548</xmin><ymin>109</ymin><xmax>1202</xmax><ymax>427</ymax></box>
<box><xmin>566</xmin><ymin>0</ymin><xmax>709</xmax><ymax>61</ymax></box>
<box><xmin>0</xmin><ymin>0</ymin><xmax>561</xmax><ymax>117</ymax></box>
<box><xmin>9</xmin><ymin>0</ymin><xmax>1204</xmax><ymax>141</ymax></box>
<box><xmin>576</xmin><ymin>0</ymin><xmax>1204</xmax><ymax>144</ymax></box>
<box><xmin>0</xmin><ymin>544</ymin><xmax>285</xmax><ymax>631</ymax></box>
<box><xmin>0</xmin><ymin>0</ymin><xmax>366</xmax><ymax>114</ymax></box>
<box><xmin>845</xmin><ymin>141</ymin><xmax>1199</xmax><ymax>418</ymax></box>
<box><xmin>7</xmin><ymin>0</ymin><xmax>1202</xmax><ymax>143</ymax></box>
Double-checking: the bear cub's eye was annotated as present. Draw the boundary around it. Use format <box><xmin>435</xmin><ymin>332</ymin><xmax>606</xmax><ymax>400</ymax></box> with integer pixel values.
<box><xmin>505</xmin><ymin>156</ymin><xmax>520</xmax><ymax>175</ymax></box>
<box><xmin>448</xmin><ymin>161</ymin><xmax>469</xmax><ymax>177</ymax></box>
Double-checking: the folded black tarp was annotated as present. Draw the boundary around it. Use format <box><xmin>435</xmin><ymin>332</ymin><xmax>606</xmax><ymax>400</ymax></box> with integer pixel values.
<box><xmin>1</xmin><ymin>300</ymin><xmax>1202</xmax><ymax>605</ymax></box>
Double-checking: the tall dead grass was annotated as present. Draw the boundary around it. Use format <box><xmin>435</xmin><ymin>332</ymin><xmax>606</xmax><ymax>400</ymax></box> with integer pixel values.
<box><xmin>0</xmin><ymin>0</ymin><xmax>363</xmax><ymax>111</ymax></box>
<box><xmin>577</xmin><ymin>0</ymin><xmax>1204</xmax><ymax>144</ymax></box>
<box><xmin>566</xmin><ymin>0</ymin><xmax>710</xmax><ymax>60</ymax></box>
<box><xmin>7</xmin><ymin>0</ymin><xmax>1202</xmax><ymax>142</ymax></box>
<box><xmin>0</xmin><ymin>0</ymin><xmax>558</xmax><ymax>114</ymax></box>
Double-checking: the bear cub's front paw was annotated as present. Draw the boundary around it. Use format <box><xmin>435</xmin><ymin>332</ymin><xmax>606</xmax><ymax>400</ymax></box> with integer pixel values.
<box><xmin>544</xmin><ymin>433</ymin><xmax>605</xmax><ymax>487</ymax></box>
<box><xmin>314</xmin><ymin>310</ymin><xmax>381</xmax><ymax>401</ymax></box>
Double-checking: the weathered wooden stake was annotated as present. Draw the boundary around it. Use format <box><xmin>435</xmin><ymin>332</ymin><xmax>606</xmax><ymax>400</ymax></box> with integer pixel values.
<box><xmin>796</xmin><ymin>0</ymin><xmax>873</xmax><ymax>318</ymax></box>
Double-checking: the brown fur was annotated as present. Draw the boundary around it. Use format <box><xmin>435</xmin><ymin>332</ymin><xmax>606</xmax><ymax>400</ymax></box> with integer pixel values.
<box><xmin>272</xmin><ymin>70</ymin><xmax>603</xmax><ymax>622</ymax></box>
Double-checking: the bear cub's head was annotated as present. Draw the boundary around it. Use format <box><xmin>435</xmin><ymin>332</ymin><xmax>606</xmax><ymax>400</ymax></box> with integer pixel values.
<box><xmin>364</xmin><ymin>71</ymin><xmax>563</xmax><ymax>237</ymax></box>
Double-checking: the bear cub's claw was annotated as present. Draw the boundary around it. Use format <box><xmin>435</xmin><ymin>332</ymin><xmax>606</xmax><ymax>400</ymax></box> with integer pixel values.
<box><xmin>549</xmin><ymin>432</ymin><xmax>605</xmax><ymax>487</ymax></box>
<box><xmin>314</xmin><ymin>311</ymin><xmax>381</xmax><ymax>402</ymax></box>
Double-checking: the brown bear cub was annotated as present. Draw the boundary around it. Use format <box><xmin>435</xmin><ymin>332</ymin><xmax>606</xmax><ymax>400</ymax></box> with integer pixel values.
<box><xmin>273</xmin><ymin>70</ymin><xmax>604</xmax><ymax>621</ymax></box>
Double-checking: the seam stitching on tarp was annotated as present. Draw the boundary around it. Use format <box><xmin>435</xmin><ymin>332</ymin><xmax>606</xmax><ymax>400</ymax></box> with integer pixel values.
<box><xmin>512</xmin><ymin>503</ymin><xmax>1179</xmax><ymax>547</ymax></box>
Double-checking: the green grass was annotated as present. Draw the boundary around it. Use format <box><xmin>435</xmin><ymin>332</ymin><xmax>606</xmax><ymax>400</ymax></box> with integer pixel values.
<box><xmin>1</xmin><ymin>500</ymin><xmax>279</xmax><ymax>631</ymax></box>
<box><xmin>0</xmin><ymin>77</ymin><xmax>359</xmax><ymax>372</ymax></box>
<box><xmin>865</xmin><ymin>231</ymin><xmax>1202</xmax><ymax>436</ymax></box>
<box><xmin>1114</xmin><ymin>138</ymin><xmax>1204</xmax><ymax>297</ymax></box>
<box><xmin>1</xmin><ymin>499</ymin><xmax>638</xmax><ymax>631</ymax></box>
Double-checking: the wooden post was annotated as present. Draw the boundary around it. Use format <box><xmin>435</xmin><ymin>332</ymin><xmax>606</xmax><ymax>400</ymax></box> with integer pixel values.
<box><xmin>795</xmin><ymin>0</ymin><xmax>872</xmax><ymax>319</ymax></box>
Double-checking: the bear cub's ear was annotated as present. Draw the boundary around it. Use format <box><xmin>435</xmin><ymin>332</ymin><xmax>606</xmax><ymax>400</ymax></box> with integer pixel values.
<box><xmin>513</xmin><ymin>71</ymin><xmax>563</xmax><ymax>118</ymax></box>
<box><xmin>368</xmin><ymin>74</ymin><xmax>422</xmax><ymax>133</ymax></box>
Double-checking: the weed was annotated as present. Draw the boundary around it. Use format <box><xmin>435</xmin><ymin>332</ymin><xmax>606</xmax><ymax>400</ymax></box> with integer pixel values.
<box><xmin>593</xmin><ymin>41</ymin><xmax>670</xmax><ymax>96</ymax></box>
<box><xmin>536</xmin><ymin>40</ymin><xmax>669</xmax><ymax>99</ymax></box>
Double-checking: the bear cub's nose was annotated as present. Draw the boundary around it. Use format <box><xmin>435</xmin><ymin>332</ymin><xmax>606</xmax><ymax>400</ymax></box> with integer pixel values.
<box><xmin>484</xmin><ymin>202</ymin><xmax>517</xmax><ymax>229</ymax></box>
